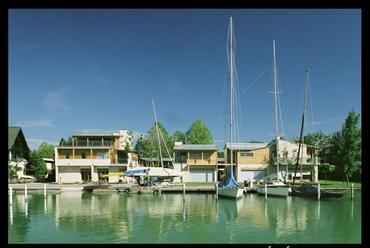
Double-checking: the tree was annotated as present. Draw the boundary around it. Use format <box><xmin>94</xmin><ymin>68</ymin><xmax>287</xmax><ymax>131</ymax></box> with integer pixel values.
<box><xmin>320</xmin><ymin>163</ymin><xmax>336</xmax><ymax>180</ymax></box>
<box><xmin>304</xmin><ymin>130</ymin><xmax>330</xmax><ymax>148</ymax></box>
<box><xmin>173</xmin><ymin>131</ymin><xmax>186</xmax><ymax>143</ymax></box>
<box><xmin>185</xmin><ymin>119</ymin><xmax>213</xmax><ymax>144</ymax></box>
<box><xmin>37</xmin><ymin>142</ymin><xmax>55</xmax><ymax>159</ymax></box>
<box><xmin>248</xmin><ymin>140</ymin><xmax>265</xmax><ymax>143</ymax></box>
<box><xmin>339</xmin><ymin>110</ymin><xmax>361</xmax><ymax>184</ymax></box>
<box><xmin>134</xmin><ymin>122</ymin><xmax>174</xmax><ymax>165</ymax></box>
<box><xmin>27</xmin><ymin>150</ymin><xmax>47</xmax><ymax>181</ymax></box>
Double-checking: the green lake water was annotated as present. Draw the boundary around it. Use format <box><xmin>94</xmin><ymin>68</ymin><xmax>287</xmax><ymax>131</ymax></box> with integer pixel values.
<box><xmin>8</xmin><ymin>191</ymin><xmax>361</xmax><ymax>244</ymax></box>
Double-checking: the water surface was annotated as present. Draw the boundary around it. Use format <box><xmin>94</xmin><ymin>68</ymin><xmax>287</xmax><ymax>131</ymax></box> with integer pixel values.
<box><xmin>8</xmin><ymin>191</ymin><xmax>361</xmax><ymax>243</ymax></box>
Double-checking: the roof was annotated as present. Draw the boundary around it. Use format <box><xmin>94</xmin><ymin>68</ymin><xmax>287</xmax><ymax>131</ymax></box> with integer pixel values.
<box><xmin>140</xmin><ymin>157</ymin><xmax>173</xmax><ymax>162</ymax></box>
<box><xmin>72</xmin><ymin>133</ymin><xmax>119</xmax><ymax>137</ymax></box>
<box><xmin>174</xmin><ymin>144</ymin><xmax>217</xmax><ymax>151</ymax></box>
<box><xmin>225</xmin><ymin>142</ymin><xmax>269</xmax><ymax>150</ymax></box>
<box><xmin>8</xmin><ymin>127</ymin><xmax>21</xmax><ymax>150</ymax></box>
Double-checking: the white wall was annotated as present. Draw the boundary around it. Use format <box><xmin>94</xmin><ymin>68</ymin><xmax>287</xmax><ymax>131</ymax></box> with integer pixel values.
<box><xmin>58</xmin><ymin>167</ymin><xmax>81</xmax><ymax>183</ymax></box>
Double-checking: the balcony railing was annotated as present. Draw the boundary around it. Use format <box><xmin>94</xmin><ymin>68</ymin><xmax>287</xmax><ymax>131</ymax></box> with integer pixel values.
<box><xmin>275</xmin><ymin>157</ymin><xmax>320</xmax><ymax>164</ymax></box>
<box><xmin>59</xmin><ymin>141</ymin><xmax>114</xmax><ymax>147</ymax></box>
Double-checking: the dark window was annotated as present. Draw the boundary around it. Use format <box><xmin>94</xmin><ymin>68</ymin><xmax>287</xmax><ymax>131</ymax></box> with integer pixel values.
<box><xmin>81</xmin><ymin>153</ymin><xmax>86</xmax><ymax>159</ymax></box>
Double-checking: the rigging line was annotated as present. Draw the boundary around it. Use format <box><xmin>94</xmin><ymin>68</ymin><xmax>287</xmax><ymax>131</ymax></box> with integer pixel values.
<box><xmin>241</xmin><ymin>65</ymin><xmax>271</xmax><ymax>95</ymax></box>
<box><xmin>276</xmin><ymin>65</ymin><xmax>285</xmax><ymax>137</ymax></box>
<box><xmin>308</xmin><ymin>74</ymin><xmax>315</xmax><ymax>131</ymax></box>
<box><xmin>158</xmin><ymin>127</ymin><xmax>174</xmax><ymax>166</ymax></box>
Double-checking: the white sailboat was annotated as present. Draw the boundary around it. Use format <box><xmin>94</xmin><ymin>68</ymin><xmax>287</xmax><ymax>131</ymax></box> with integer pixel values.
<box><xmin>218</xmin><ymin>16</ymin><xmax>244</xmax><ymax>199</ymax></box>
<box><xmin>256</xmin><ymin>40</ymin><xmax>290</xmax><ymax>197</ymax></box>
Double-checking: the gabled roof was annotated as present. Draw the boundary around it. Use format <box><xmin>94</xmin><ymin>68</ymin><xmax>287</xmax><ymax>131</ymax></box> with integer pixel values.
<box><xmin>225</xmin><ymin>142</ymin><xmax>269</xmax><ymax>150</ymax></box>
<box><xmin>8</xmin><ymin>127</ymin><xmax>22</xmax><ymax>150</ymax></box>
<box><xmin>174</xmin><ymin>144</ymin><xmax>217</xmax><ymax>151</ymax></box>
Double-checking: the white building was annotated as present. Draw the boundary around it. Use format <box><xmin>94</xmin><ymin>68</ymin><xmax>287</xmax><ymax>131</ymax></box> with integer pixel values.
<box><xmin>268</xmin><ymin>136</ymin><xmax>320</xmax><ymax>182</ymax></box>
<box><xmin>55</xmin><ymin>129</ymin><xmax>137</xmax><ymax>183</ymax></box>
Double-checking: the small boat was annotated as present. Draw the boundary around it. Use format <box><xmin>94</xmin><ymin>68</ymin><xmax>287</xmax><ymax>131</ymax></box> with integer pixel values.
<box><xmin>256</xmin><ymin>176</ymin><xmax>291</xmax><ymax>197</ymax></box>
<box><xmin>83</xmin><ymin>183</ymin><xmax>112</xmax><ymax>192</ymax></box>
<box><xmin>290</xmin><ymin>184</ymin><xmax>346</xmax><ymax>198</ymax></box>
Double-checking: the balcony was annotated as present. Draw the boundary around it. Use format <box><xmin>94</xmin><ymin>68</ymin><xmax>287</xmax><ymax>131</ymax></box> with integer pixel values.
<box><xmin>59</xmin><ymin>140</ymin><xmax>114</xmax><ymax>147</ymax></box>
<box><xmin>187</xmin><ymin>158</ymin><xmax>217</xmax><ymax>166</ymax></box>
<box><xmin>56</xmin><ymin>159</ymin><xmax>111</xmax><ymax>166</ymax></box>
<box><xmin>275</xmin><ymin>157</ymin><xmax>320</xmax><ymax>165</ymax></box>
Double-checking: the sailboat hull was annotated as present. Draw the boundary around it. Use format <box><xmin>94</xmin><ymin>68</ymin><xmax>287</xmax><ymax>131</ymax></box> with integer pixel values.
<box><xmin>256</xmin><ymin>185</ymin><xmax>291</xmax><ymax>197</ymax></box>
<box><xmin>218</xmin><ymin>187</ymin><xmax>244</xmax><ymax>199</ymax></box>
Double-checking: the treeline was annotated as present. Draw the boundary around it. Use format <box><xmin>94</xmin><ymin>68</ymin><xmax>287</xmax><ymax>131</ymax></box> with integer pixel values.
<box><xmin>135</xmin><ymin>119</ymin><xmax>213</xmax><ymax>160</ymax></box>
<box><xmin>299</xmin><ymin>110</ymin><xmax>361</xmax><ymax>184</ymax></box>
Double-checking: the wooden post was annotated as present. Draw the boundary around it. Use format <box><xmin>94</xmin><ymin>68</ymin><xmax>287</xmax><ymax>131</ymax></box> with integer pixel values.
<box><xmin>250</xmin><ymin>179</ymin><xmax>254</xmax><ymax>188</ymax></box>
<box><xmin>9</xmin><ymin>187</ymin><xmax>13</xmax><ymax>205</ymax></box>
<box><xmin>215</xmin><ymin>184</ymin><xmax>218</xmax><ymax>200</ymax></box>
<box><xmin>183</xmin><ymin>183</ymin><xmax>186</xmax><ymax>201</ymax></box>
<box><xmin>44</xmin><ymin>184</ymin><xmax>47</xmax><ymax>198</ymax></box>
<box><xmin>317</xmin><ymin>183</ymin><xmax>321</xmax><ymax>200</ymax></box>
<box><xmin>351</xmin><ymin>183</ymin><xmax>354</xmax><ymax>200</ymax></box>
<box><xmin>24</xmin><ymin>184</ymin><xmax>28</xmax><ymax>200</ymax></box>
<box><xmin>265</xmin><ymin>183</ymin><xmax>267</xmax><ymax>199</ymax></box>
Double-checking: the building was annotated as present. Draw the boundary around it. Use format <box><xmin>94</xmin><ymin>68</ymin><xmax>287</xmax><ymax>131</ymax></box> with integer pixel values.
<box><xmin>43</xmin><ymin>158</ymin><xmax>55</xmax><ymax>181</ymax></box>
<box><xmin>268</xmin><ymin>136</ymin><xmax>320</xmax><ymax>182</ymax></box>
<box><xmin>224</xmin><ymin>142</ymin><xmax>270</xmax><ymax>183</ymax></box>
<box><xmin>55</xmin><ymin>129</ymin><xmax>138</xmax><ymax>183</ymax></box>
<box><xmin>173</xmin><ymin>142</ymin><xmax>218</xmax><ymax>182</ymax></box>
<box><xmin>8</xmin><ymin>127</ymin><xmax>30</xmax><ymax>179</ymax></box>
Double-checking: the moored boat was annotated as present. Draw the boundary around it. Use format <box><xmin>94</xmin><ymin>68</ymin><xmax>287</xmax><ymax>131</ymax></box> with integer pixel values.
<box><xmin>290</xmin><ymin>184</ymin><xmax>346</xmax><ymax>198</ymax></box>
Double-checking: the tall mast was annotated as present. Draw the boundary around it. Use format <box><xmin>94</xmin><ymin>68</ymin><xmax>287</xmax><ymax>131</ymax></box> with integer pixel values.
<box><xmin>293</xmin><ymin>70</ymin><xmax>309</xmax><ymax>185</ymax></box>
<box><xmin>151</xmin><ymin>99</ymin><xmax>163</xmax><ymax>168</ymax></box>
<box><xmin>229</xmin><ymin>16</ymin><xmax>234</xmax><ymax>171</ymax></box>
<box><xmin>272</xmin><ymin>40</ymin><xmax>280</xmax><ymax>180</ymax></box>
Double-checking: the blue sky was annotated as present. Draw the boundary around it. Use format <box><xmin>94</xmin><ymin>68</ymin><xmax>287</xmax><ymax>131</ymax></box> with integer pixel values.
<box><xmin>9</xmin><ymin>9</ymin><xmax>361</xmax><ymax>150</ymax></box>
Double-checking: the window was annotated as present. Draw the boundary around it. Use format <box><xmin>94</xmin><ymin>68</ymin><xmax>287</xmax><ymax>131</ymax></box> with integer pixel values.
<box><xmin>65</xmin><ymin>153</ymin><xmax>70</xmax><ymax>159</ymax></box>
<box><xmin>81</xmin><ymin>153</ymin><xmax>86</xmax><ymax>159</ymax></box>
<box><xmin>190</xmin><ymin>153</ymin><xmax>202</xmax><ymax>159</ymax></box>
<box><xmin>96</xmin><ymin>151</ymin><xmax>108</xmax><ymax>159</ymax></box>
<box><xmin>240</xmin><ymin>152</ymin><xmax>253</xmax><ymax>157</ymax></box>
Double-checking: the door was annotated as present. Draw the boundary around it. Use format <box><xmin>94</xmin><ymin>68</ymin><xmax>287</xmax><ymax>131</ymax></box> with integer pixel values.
<box><xmin>189</xmin><ymin>169</ymin><xmax>214</xmax><ymax>182</ymax></box>
<box><xmin>80</xmin><ymin>168</ymin><xmax>91</xmax><ymax>183</ymax></box>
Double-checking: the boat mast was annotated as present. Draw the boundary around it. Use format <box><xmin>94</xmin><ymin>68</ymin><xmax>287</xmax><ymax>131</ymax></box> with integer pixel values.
<box><xmin>151</xmin><ymin>99</ymin><xmax>164</xmax><ymax>168</ymax></box>
<box><xmin>229</xmin><ymin>16</ymin><xmax>234</xmax><ymax>174</ymax></box>
<box><xmin>272</xmin><ymin>40</ymin><xmax>280</xmax><ymax>181</ymax></box>
<box><xmin>293</xmin><ymin>70</ymin><xmax>309</xmax><ymax>185</ymax></box>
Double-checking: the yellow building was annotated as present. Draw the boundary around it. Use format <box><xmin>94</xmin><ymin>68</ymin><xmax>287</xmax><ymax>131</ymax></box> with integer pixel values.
<box><xmin>224</xmin><ymin>143</ymin><xmax>270</xmax><ymax>183</ymax></box>
<box><xmin>55</xmin><ymin>129</ymin><xmax>138</xmax><ymax>183</ymax></box>
<box><xmin>173</xmin><ymin>143</ymin><xmax>218</xmax><ymax>182</ymax></box>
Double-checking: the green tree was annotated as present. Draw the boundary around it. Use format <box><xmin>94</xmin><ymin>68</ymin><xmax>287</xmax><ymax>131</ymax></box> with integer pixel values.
<box><xmin>37</xmin><ymin>142</ymin><xmax>55</xmax><ymax>159</ymax></box>
<box><xmin>304</xmin><ymin>130</ymin><xmax>330</xmax><ymax>148</ymax></box>
<box><xmin>185</xmin><ymin>119</ymin><xmax>213</xmax><ymax>144</ymax></box>
<box><xmin>320</xmin><ymin>163</ymin><xmax>336</xmax><ymax>180</ymax></box>
<box><xmin>27</xmin><ymin>150</ymin><xmax>47</xmax><ymax>181</ymax></box>
<box><xmin>248</xmin><ymin>140</ymin><xmax>265</xmax><ymax>143</ymax></box>
<box><xmin>340</xmin><ymin>110</ymin><xmax>361</xmax><ymax>184</ymax></box>
<box><xmin>173</xmin><ymin>130</ymin><xmax>186</xmax><ymax>143</ymax></box>
<box><xmin>135</xmin><ymin>122</ymin><xmax>174</xmax><ymax>165</ymax></box>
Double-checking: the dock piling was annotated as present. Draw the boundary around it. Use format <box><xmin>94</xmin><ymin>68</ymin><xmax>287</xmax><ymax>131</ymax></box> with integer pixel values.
<box><xmin>317</xmin><ymin>184</ymin><xmax>321</xmax><ymax>200</ymax></box>
<box><xmin>24</xmin><ymin>184</ymin><xmax>28</xmax><ymax>200</ymax></box>
<box><xmin>351</xmin><ymin>183</ymin><xmax>354</xmax><ymax>200</ymax></box>
<box><xmin>44</xmin><ymin>184</ymin><xmax>47</xmax><ymax>198</ymax></box>
<box><xmin>183</xmin><ymin>183</ymin><xmax>186</xmax><ymax>201</ymax></box>
<box><xmin>215</xmin><ymin>184</ymin><xmax>218</xmax><ymax>200</ymax></box>
<box><xmin>265</xmin><ymin>183</ymin><xmax>267</xmax><ymax>199</ymax></box>
<box><xmin>9</xmin><ymin>187</ymin><xmax>13</xmax><ymax>205</ymax></box>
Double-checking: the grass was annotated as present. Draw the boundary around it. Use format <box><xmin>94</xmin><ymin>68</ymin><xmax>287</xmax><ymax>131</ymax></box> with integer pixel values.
<box><xmin>317</xmin><ymin>180</ymin><xmax>361</xmax><ymax>189</ymax></box>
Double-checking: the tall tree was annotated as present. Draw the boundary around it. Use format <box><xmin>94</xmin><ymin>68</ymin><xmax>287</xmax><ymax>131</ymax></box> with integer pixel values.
<box><xmin>340</xmin><ymin>110</ymin><xmax>361</xmax><ymax>184</ymax></box>
<box><xmin>134</xmin><ymin>122</ymin><xmax>174</xmax><ymax>165</ymax></box>
<box><xmin>27</xmin><ymin>150</ymin><xmax>47</xmax><ymax>181</ymax></box>
<box><xmin>37</xmin><ymin>142</ymin><xmax>55</xmax><ymax>159</ymax></box>
<box><xmin>185</xmin><ymin>119</ymin><xmax>213</xmax><ymax>144</ymax></box>
<box><xmin>173</xmin><ymin>130</ymin><xmax>186</xmax><ymax>143</ymax></box>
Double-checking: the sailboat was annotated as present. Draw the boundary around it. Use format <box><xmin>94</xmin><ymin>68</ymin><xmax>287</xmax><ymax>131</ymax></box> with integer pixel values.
<box><xmin>290</xmin><ymin>71</ymin><xmax>345</xmax><ymax>198</ymax></box>
<box><xmin>217</xmin><ymin>16</ymin><xmax>244</xmax><ymax>199</ymax></box>
<box><xmin>125</xmin><ymin>100</ymin><xmax>181</xmax><ymax>186</ymax></box>
<box><xmin>256</xmin><ymin>40</ymin><xmax>290</xmax><ymax>197</ymax></box>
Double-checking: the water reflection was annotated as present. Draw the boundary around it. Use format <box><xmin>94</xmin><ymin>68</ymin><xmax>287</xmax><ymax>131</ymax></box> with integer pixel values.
<box><xmin>8</xmin><ymin>191</ymin><xmax>361</xmax><ymax>243</ymax></box>
<box><xmin>9</xmin><ymin>205</ymin><xmax>13</xmax><ymax>225</ymax></box>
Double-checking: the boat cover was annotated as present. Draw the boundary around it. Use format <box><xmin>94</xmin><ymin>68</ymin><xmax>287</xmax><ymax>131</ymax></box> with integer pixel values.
<box><xmin>218</xmin><ymin>168</ymin><xmax>239</xmax><ymax>188</ymax></box>
<box><xmin>124</xmin><ymin>168</ymin><xmax>150</xmax><ymax>176</ymax></box>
